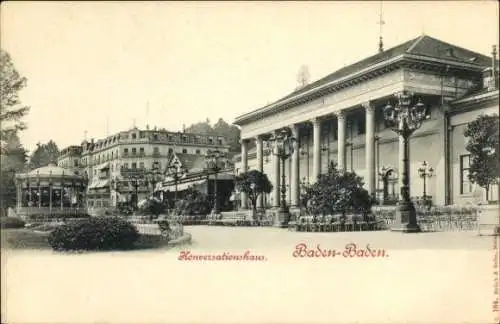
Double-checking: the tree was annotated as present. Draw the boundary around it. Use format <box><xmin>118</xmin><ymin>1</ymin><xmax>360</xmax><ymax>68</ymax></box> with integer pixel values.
<box><xmin>235</xmin><ymin>170</ymin><xmax>273</xmax><ymax>220</ymax></box>
<box><xmin>29</xmin><ymin>140</ymin><xmax>60</xmax><ymax>169</ymax></box>
<box><xmin>306</xmin><ymin>162</ymin><xmax>375</xmax><ymax>221</ymax></box>
<box><xmin>0</xmin><ymin>49</ymin><xmax>30</xmax><ymax>149</ymax></box>
<box><xmin>138</xmin><ymin>196</ymin><xmax>167</xmax><ymax>221</ymax></box>
<box><xmin>464</xmin><ymin>114</ymin><xmax>500</xmax><ymax>202</ymax></box>
<box><xmin>0</xmin><ymin>132</ymin><xmax>28</xmax><ymax>216</ymax></box>
<box><xmin>296</xmin><ymin>65</ymin><xmax>310</xmax><ymax>89</ymax></box>
<box><xmin>184</xmin><ymin>117</ymin><xmax>241</xmax><ymax>153</ymax></box>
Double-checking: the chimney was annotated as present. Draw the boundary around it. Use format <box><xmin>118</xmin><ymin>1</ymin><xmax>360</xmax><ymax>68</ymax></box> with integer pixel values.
<box><xmin>182</xmin><ymin>124</ymin><xmax>186</xmax><ymax>133</ymax></box>
<box><xmin>491</xmin><ymin>45</ymin><xmax>499</xmax><ymax>90</ymax></box>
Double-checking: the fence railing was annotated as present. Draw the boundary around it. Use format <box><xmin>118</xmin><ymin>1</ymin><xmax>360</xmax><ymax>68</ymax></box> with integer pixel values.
<box><xmin>373</xmin><ymin>206</ymin><xmax>480</xmax><ymax>232</ymax></box>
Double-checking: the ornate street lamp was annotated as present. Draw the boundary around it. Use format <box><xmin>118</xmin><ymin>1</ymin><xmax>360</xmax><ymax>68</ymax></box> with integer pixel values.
<box><xmin>300</xmin><ymin>177</ymin><xmax>309</xmax><ymax>209</ymax></box>
<box><xmin>204</xmin><ymin>149</ymin><xmax>228</xmax><ymax>215</ymax></box>
<box><xmin>165</xmin><ymin>160</ymin><xmax>187</xmax><ymax>206</ymax></box>
<box><xmin>264</xmin><ymin>128</ymin><xmax>297</xmax><ymax>226</ymax></box>
<box><xmin>145</xmin><ymin>166</ymin><xmax>164</xmax><ymax>196</ymax></box>
<box><xmin>418</xmin><ymin>161</ymin><xmax>434</xmax><ymax>201</ymax></box>
<box><xmin>120</xmin><ymin>167</ymin><xmax>144</xmax><ymax>210</ymax></box>
<box><xmin>384</xmin><ymin>91</ymin><xmax>428</xmax><ymax>233</ymax></box>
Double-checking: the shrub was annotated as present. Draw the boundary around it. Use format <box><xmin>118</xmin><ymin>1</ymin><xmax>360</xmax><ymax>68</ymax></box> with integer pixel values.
<box><xmin>48</xmin><ymin>217</ymin><xmax>139</xmax><ymax>251</ymax></box>
<box><xmin>0</xmin><ymin>217</ymin><xmax>25</xmax><ymax>229</ymax></box>
<box><xmin>305</xmin><ymin>162</ymin><xmax>376</xmax><ymax>219</ymax></box>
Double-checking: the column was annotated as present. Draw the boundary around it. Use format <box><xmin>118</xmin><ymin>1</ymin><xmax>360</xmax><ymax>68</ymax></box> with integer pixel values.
<box><xmin>398</xmin><ymin>135</ymin><xmax>405</xmax><ymax>201</ymax></box>
<box><xmin>255</xmin><ymin>135</ymin><xmax>264</xmax><ymax>209</ymax></box>
<box><xmin>312</xmin><ymin>118</ymin><xmax>321</xmax><ymax>181</ymax></box>
<box><xmin>37</xmin><ymin>181</ymin><xmax>42</xmax><ymax>208</ymax></box>
<box><xmin>337</xmin><ymin>111</ymin><xmax>347</xmax><ymax>171</ymax></box>
<box><xmin>364</xmin><ymin>102</ymin><xmax>376</xmax><ymax>196</ymax></box>
<box><xmin>290</xmin><ymin>124</ymin><xmax>300</xmax><ymax>208</ymax></box>
<box><xmin>16</xmin><ymin>180</ymin><xmax>21</xmax><ymax>209</ymax></box>
<box><xmin>61</xmin><ymin>182</ymin><xmax>64</xmax><ymax>210</ymax></box>
<box><xmin>240</xmin><ymin>139</ymin><xmax>249</xmax><ymax>209</ymax></box>
<box><xmin>272</xmin><ymin>132</ymin><xmax>281</xmax><ymax>208</ymax></box>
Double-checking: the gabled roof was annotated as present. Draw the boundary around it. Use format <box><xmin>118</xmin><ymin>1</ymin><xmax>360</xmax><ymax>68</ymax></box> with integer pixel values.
<box><xmin>166</xmin><ymin>153</ymin><xmax>207</xmax><ymax>173</ymax></box>
<box><xmin>234</xmin><ymin>35</ymin><xmax>493</xmax><ymax>124</ymax></box>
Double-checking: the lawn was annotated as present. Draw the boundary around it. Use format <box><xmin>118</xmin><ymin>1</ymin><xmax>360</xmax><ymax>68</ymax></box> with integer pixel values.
<box><xmin>1</xmin><ymin>228</ymin><xmax>172</xmax><ymax>251</ymax></box>
<box><xmin>1</xmin><ymin>228</ymin><xmax>51</xmax><ymax>250</ymax></box>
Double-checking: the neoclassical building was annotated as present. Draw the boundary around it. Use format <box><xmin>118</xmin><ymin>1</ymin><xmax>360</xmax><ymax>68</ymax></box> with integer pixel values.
<box><xmin>234</xmin><ymin>35</ymin><xmax>499</xmax><ymax>210</ymax></box>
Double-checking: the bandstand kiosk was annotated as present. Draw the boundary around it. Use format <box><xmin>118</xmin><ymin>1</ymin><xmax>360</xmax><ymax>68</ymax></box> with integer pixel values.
<box><xmin>15</xmin><ymin>163</ymin><xmax>89</xmax><ymax>221</ymax></box>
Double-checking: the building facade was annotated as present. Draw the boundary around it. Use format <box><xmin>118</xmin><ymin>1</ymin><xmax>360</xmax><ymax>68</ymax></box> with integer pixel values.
<box><xmin>58</xmin><ymin>127</ymin><xmax>230</xmax><ymax>211</ymax></box>
<box><xmin>233</xmin><ymin>35</ymin><xmax>499</xmax><ymax>210</ymax></box>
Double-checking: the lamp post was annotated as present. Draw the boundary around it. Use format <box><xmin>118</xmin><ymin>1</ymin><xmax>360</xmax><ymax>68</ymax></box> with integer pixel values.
<box><xmin>165</xmin><ymin>160</ymin><xmax>187</xmax><ymax>208</ymax></box>
<box><xmin>300</xmin><ymin>177</ymin><xmax>309</xmax><ymax>208</ymax></box>
<box><xmin>418</xmin><ymin>161</ymin><xmax>434</xmax><ymax>201</ymax></box>
<box><xmin>120</xmin><ymin>167</ymin><xmax>144</xmax><ymax>210</ymax></box>
<box><xmin>483</xmin><ymin>146</ymin><xmax>499</xmax><ymax>203</ymax></box>
<box><xmin>146</xmin><ymin>166</ymin><xmax>164</xmax><ymax>198</ymax></box>
<box><xmin>384</xmin><ymin>91</ymin><xmax>428</xmax><ymax>233</ymax></box>
<box><xmin>299</xmin><ymin>145</ymin><xmax>310</xmax><ymax>183</ymax></box>
<box><xmin>205</xmin><ymin>149</ymin><xmax>227</xmax><ymax>215</ymax></box>
<box><xmin>265</xmin><ymin>128</ymin><xmax>297</xmax><ymax>226</ymax></box>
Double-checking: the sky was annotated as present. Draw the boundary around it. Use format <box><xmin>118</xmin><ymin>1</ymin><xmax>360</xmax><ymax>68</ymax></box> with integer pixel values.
<box><xmin>1</xmin><ymin>1</ymin><xmax>499</xmax><ymax>154</ymax></box>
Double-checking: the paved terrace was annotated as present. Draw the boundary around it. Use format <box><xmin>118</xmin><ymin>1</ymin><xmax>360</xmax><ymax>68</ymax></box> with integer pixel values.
<box><xmin>2</xmin><ymin>226</ymin><xmax>496</xmax><ymax>324</ymax></box>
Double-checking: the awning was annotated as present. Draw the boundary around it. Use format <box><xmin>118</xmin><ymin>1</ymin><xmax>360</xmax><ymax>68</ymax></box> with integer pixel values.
<box><xmin>156</xmin><ymin>178</ymin><xmax>206</xmax><ymax>192</ymax></box>
<box><xmin>88</xmin><ymin>179</ymin><xmax>110</xmax><ymax>189</ymax></box>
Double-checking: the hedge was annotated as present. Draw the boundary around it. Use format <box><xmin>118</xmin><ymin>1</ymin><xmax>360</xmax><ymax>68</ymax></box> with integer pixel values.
<box><xmin>48</xmin><ymin>217</ymin><xmax>139</xmax><ymax>251</ymax></box>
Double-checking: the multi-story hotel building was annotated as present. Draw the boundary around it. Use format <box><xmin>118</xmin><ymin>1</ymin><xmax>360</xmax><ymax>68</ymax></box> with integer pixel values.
<box><xmin>58</xmin><ymin>127</ymin><xmax>230</xmax><ymax>211</ymax></box>
<box><xmin>233</xmin><ymin>35</ymin><xmax>499</xmax><ymax>211</ymax></box>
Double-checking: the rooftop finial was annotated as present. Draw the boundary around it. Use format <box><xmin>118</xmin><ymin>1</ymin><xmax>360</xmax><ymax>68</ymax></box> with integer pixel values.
<box><xmin>377</xmin><ymin>1</ymin><xmax>385</xmax><ymax>53</ymax></box>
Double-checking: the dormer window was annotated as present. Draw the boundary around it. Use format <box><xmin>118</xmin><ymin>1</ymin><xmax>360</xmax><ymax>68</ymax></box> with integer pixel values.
<box><xmin>132</xmin><ymin>133</ymin><xmax>137</xmax><ymax>139</ymax></box>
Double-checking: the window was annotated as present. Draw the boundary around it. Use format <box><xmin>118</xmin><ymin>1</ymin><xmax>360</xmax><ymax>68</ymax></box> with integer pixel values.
<box><xmin>460</xmin><ymin>154</ymin><xmax>472</xmax><ymax>194</ymax></box>
<box><xmin>168</xmin><ymin>135</ymin><xmax>173</xmax><ymax>141</ymax></box>
<box><xmin>140</xmin><ymin>132</ymin><xmax>145</xmax><ymax>138</ymax></box>
<box><xmin>132</xmin><ymin>133</ymin><xmax>137</xmax><ymax>139</ymax></box>
<box><xmin>196</xmin><ymin>149</ymin><xmax>201</xmax><ymax>154</ymax></box>
<box><xmin>153</xmin><ymin>147</ymin><xmax>159</xmax><ymax>154</ymax></box>
<box><xmin>182</xmin><ymin>149</ymin><xmax>187</xmax><ymax>154</ymax></box>
<box><xmin>153</xmin><ymin>134</ymin><xmax>158</xmax><ymax>141</ymax></box>
<box><xmin>208</xmin><ymin>138</ymin><xmax>213</xmax><ymax>144</ymax></box>
<box><xmin>131</xmin><ymin>162</ymin><xmax>137</xmax><ymax>169</ymax></box>
<box><xmin>168</xmin><ymin>148</ymin><xmax>174</xmax><ymax>154</ymax></box>
<box><xmin>139</xmin><ymin>162</ymin><xmax>145</xmax><ymax>169</ymax></box>
<box><xmin>139</xmin><ymin>147</ymin><xmax>145</xmax><ymax>156</ymax></box>
<box><xmin>124</xmin><ymin>148</ymin><xmax>129</xmax><ymax>156</ymax></box>
<box><xmin>132</xmin><ymin>148</ymin><xmax>137</xmax><ymax>155</ymax></box>
<box><xmin>74</xmin><ymin>160</ymin><xmax>79</xmax><ymax>167</ymax></box>
<box><xmin>218</xmin><ymin>139</ymin><xmax>223</xmax><ymax>145</ymax></box>
<box><xmin>124</xmin><ymin>163</ymin><xmax>129</xmax><ymax>169</ymax></box>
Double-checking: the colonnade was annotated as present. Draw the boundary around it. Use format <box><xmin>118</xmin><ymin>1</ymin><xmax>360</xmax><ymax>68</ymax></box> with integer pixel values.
<box><xmin>240</xmin><ymin>102</ymin><xmax>378</xmax><ymax>210</ymax></box>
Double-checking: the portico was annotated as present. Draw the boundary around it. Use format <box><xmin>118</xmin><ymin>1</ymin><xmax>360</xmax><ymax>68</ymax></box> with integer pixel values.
<box><xmin>234</xmin><ymin>35</ymin><xmax>497</xmax><ymax>211</ymax></box>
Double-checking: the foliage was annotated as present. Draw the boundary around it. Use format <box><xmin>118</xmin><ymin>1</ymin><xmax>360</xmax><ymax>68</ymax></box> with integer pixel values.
<box><xmin>0</xmin><ymin>49</ymin><xmax>30</xmax><ymax>145</ymax></box>
<box><xmin>235</xmin><ymin>170</ymin><xmax>273</xmax><ymax>214</ymax></box>
<box><xmin>184</xmin><ymin>118</ymin><xmax>241</xmax><ymax>153</ymax></box>
<box><xmin>47</xmin><ymin>217</ymin><xmax>139</xmax><ymax>251</ymax></box>
<box><xmin>0</xmin><ymin>216</ymin><xmax>25</xmax><ymax>229</ymax></box>
<box><xmin>29</xmin><ymin>140</ymin><xmax>60</xmax><ymax>169</ymax></box>
<box><xmin>0</xmin><ymin>132</ymin><xmax>28</xmax><ymax>215</ymax></box>
<box><xmin>116</xmin><ymin>202</ymin><xmax>135</xmax><ymax>216</ymax></box>
<box><xmin>464</xmin><ymin>114</ymin><xmax>500</xmax><ymax>199</ymax></box>
<box><xmin>174</xmin><ymin>188</ymin><xmax>210</xmax><ymax>216</ymax></box>
<box><xmin>138</xmin><ymin>196</ymin><xmax>167</xmax><ymax>220</ymax></box>
<box><xmin>306</xmin><ymin>162</ymin><xmax>376</xmax><ymax>219</ymax></box>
